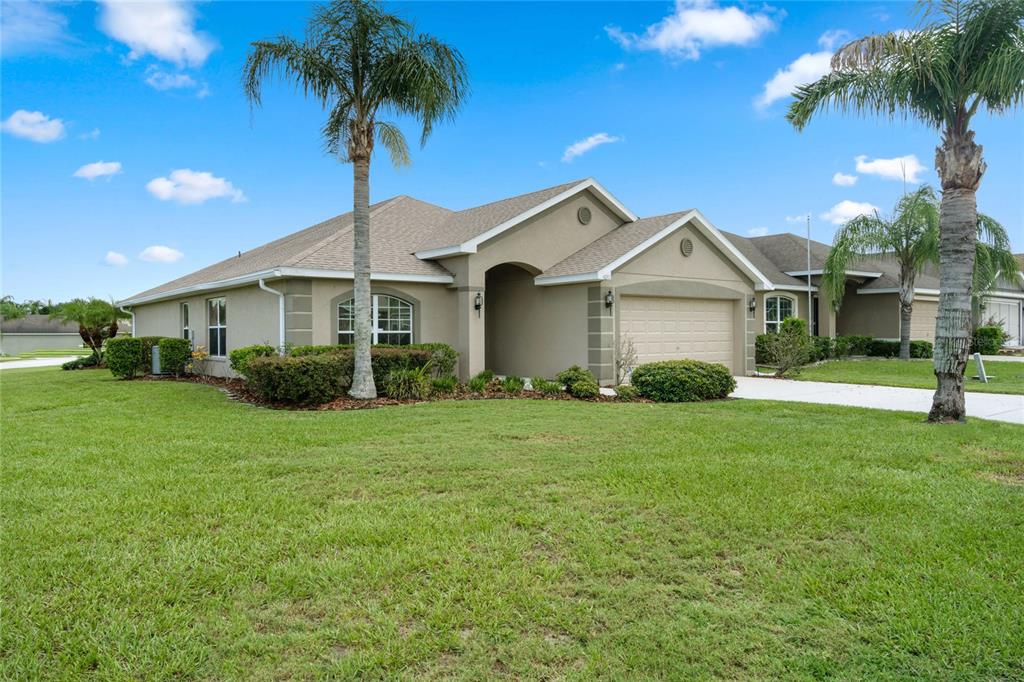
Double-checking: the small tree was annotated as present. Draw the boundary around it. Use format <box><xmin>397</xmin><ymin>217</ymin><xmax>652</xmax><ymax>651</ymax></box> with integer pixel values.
<box><xmin>615</xmin><ymin>334</ymin><xmax>638</xmax><ymax>385</ymax></box>
<box><xmin>1</xmin><ymin>296</ymin><xmax>26</xmax><ymax>320</ymax></box>
<box><xmin>765</xmin><ymin>317</ymin><xmax>812</xmax><ymax>377</ymax></box>
<box><xmin>50</xmin><ymin>298</ymin><xmax>130</xmax><ymax>359</ymax></box>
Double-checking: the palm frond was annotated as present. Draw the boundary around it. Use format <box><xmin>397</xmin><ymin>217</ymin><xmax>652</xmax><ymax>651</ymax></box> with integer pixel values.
<box><xmin>375</xmin><ymin>121</ymin><xmax>410</xmax><ymax>166</ymax></box>
<box><xmin>822</xmin><ymin>213</ymin><xmax>892</xmax><ymax>310</ymax></box>
<box><xmin>242</xmin><ymin>37</ymin><xmax>338</xmax><ymax>109</ymax></box>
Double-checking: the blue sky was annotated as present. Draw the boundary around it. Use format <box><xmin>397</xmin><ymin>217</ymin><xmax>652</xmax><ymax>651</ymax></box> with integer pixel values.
<box><xmin>2</xmin><ymin>0</ymin><xmax>1022</xmax><ymax>302</ymax></box>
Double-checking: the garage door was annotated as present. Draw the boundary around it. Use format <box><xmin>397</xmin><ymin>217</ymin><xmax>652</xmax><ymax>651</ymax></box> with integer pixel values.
<box><xmin>619</xmin><ymin>296</ymin><xmax>735</xmax><ymax>373</ymax></box>
<box><xmin>987</xmin><ymin>298</ymin><xmax>1021</xmax><ymax>346</ymax></box>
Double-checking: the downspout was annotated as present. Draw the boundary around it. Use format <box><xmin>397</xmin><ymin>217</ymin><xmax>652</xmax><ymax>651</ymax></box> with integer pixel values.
<box><xmin>258</xmin><ymin>277</ymin><xmax>286</xmax><ymax>355</ymax></box>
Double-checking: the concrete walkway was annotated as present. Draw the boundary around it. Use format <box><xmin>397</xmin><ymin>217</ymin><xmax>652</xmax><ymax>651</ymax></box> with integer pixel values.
<box><xmin>733</xmin><ymin>376</ymin><xmax>1024</xmax><ymax>425</ymax></box>
<box><xmin>982</xmin><ymin>354</ymin><xmax>1024</xmax><ymax>363</ymax></box>
<box><xmin>0</xmin><ymin>356</ymin><xmax>79</xmax><ymax>371</ymax></box>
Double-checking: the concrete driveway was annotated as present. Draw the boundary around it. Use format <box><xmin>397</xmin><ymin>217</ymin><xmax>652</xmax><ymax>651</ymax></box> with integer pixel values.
<box><xmin>0</xmin><ymin>356</ymin><xmax>79</xmax><ymax>371</ymax></box>
<box><xmin>733</xmin><ymin>376</ymin><xmax>1024</xmax><ymax>425</ymax></box>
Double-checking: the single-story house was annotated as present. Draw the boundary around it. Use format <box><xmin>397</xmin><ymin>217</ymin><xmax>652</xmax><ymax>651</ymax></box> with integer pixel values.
<box><xmin>0</xmin><ymin>315</ymin><xmax>83</xmax><ymax>355</ymax></box>
<box><xmin>119</xmin><ymin>179</ymin><xmax>1024</xmax><ymax>382</ymax></box>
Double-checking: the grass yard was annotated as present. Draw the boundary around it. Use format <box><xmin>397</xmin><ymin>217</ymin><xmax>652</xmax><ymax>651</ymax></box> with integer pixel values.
<box><xmin>3</xmin><ymin>369</ymin><xmax>1023</xmax><ymax>679</ymax></box>
<box><xmin>793</xmin><ymin>358</ymin><xmax>1024</xmax><ymax>394</ymax></box>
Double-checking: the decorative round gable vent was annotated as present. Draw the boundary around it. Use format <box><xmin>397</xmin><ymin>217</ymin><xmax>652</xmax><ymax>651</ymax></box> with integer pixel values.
<box><xmin>679</xmin><ymin>238</ymin><xmax>694</xmax><ymax>257</ymax></box>
<box><xmin>577</xmin><ymin>206</ymin><xmax>592</xmax><ymax>225</ymax></box>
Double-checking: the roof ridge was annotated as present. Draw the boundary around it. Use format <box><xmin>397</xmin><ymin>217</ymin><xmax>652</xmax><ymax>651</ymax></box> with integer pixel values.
<box><xmin>452</xmin><ymin>178</ymin><xmax>586</xmax><ymax>215</ymax></box>
<box><xmin>284</xmin><ymin>196</ymin><xmax>404</xmax><ymax>267</ymax></box>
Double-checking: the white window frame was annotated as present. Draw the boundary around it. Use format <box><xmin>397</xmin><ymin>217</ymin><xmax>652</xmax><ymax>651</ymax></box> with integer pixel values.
<box><xmin>181</xmin><ymin>302</ymin><xmax>191</xmax><ymax>344</ymax></box>
<box><xmin>764</xmin><ymin>295</ymin><xmax>797</xmax><ymax>333</ymax></box>
<box><xmin>338</xmin><ymin>294</ymin><xmax>413</xmax><ymax>345</ymax></box>
<box><xmin>207</xmin><ymin>297</ymin><xmax>227</xmax><ymax>356</ymax></box>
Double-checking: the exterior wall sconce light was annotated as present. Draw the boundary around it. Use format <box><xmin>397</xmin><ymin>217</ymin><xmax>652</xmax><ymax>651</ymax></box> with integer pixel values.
<box><xmin>604</xmin><ymin>291</ymin><xmax>614</xmax><ymax>309</ymax></box>
<box><xmin>474</xmin><ymin>292</ymin><xmax>483</xmax><ymax>316</ymax></box>
<box><xmin>748</xmin><ymin>296</ymin><xmax>756</xmax><ymax>315</ymax></box>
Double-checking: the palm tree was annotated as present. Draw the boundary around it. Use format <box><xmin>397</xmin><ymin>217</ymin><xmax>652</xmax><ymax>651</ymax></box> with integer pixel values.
<box><xmin>787</xmin><ymin>0</ymin><xmax>1024</xmax><ymax>422</ymax></box>
<box><xmin>242</xmin><ymin>0</ymin><xmax>468</xmax><ymax>398</ymax></box>
<box><xmin>50</xmin><ymin>298</ymin><xmax>130</xmax><ymax>359</ymax></box>
<box><xmin>823</xmin><ymin>185</ymin><xmax>1017</xmax><ymax>360</ymax></box>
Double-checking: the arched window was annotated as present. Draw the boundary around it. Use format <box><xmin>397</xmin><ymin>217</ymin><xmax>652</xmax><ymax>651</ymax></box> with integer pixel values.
<box><xmin>338</xmin><ymin>294</ymin><xmax>413</xmax><ymax>345</ymax></box>
<box><xmin>764</xmin><ymin>295</ymin><xmax>795</xmax><ymax>333</ymax></box>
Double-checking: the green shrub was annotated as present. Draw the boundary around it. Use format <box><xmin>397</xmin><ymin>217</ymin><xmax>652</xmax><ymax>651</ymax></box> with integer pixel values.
<box><xmin>229</xmin><ymin>344</ymin><xmax>277</xmax><ymax>378</ymax></box>
<box><xmin>531</xmin><ymin>377</ymin><xmax>562</xmax><ymax>395</ymax></box>
<box><xmin>763</xmin><ymin>318</ymin><xmax>812</xmax><ymax>376</ymax></box>
<box><xmin>972</xmin><ymin>325</ymin><xmax>1007</xmax><ymax>355</ymax></box>
<box><xmin>383</xmin><ymin>365</ymin><xmax>431</xmax><ymax>400</ymax></box>
<box><xmin>614</xmin><ymin>384</ymin><xmax>640</xmax><ymax>401</ymax></box>
<box><xmin>866</xmin><ymin>340</ymin><xmax>900</xmax><ymax>358</ymax></box>
<box><xmin>631</xmin><ymin>359</ymin><xmax>736</xmax><ymax>402</ymax></box>
<box><xmin>755</xmin><ymin>334</ymin><xmax>771</xmax><ymax>364</ymax></box>
<box><xmin>246</xmin><ymin>354</ymin><xmax>351</xmax><ymax>405</ymax></box>
<box><xmin>910</xmin><ymin>340</ymin><xmax>933</xmax><ymax>359</ymax></box>
<box><xmin>467</xmin><ymin>375</ymin><xmax>489</xmax><ymax>393</ymax></box>
<box><xmin>287</xmin><ymin>345</ymin><xmax>431</xmax><ymax>380</ymax></box>
<box><xmin>106</xmin><ymin>337</ymin><xmax>144</xmax><ymax>379</ymax></box>
<box><xmin>500</xmin><ymin>376</ymin><xmax>525</xmax><ymax>394</ymax></box>
<box><xmin>567</xmin><ymin>378</ymin><xmax>600</xmax><ymax>400</ymax></box>
<box><xmin>555</xmin><ymin>365</ymin><xmax>594</xmax><ymax>387</ymax></box>
<box><xmin>431</xmin><ymin>375</ymin><xmax>459</xmax><ymax>395</ymax></box>
<box><xmin>835</xmin><ymin>335</ymin><xmax>872</xmax><ymax>356</ymax></box>
<box><xmin>811</xmin><ymin>336</ymin><xmax>833</xmax><ymax>362</ymax></box>
<box><xmin>62</xmin><ymin>355</ymin><xmax>100</xmax><ymax>371</ymax></box>
<box><xmin>158</xmin><ymin>338</ymin><xmax>192</xmax><ymax>376</ymax></box>
<box><xmin>290</xmin><ymin>342</ymin><xmax>457</xmax><ymax>377</ymax></box>
<box><xmin>473</xmin><ymin>369</ymin><xmax>495</xmax><ymax>383</ymax></box>
<box><xmin>135</xmin><ymin>336</ymin><xmax>165</xmax><ymax>374</ymax></box>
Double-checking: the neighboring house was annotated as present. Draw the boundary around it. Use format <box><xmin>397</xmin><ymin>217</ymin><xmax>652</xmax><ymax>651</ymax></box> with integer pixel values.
<box><xmin>118</xmin><ymin>179</ymin><xmax>1024</xmax><ymax>383</ymax></box>
<box><xmin>0</xmin><ymin>315</ymin><xmax>82</xmax><ymax>355</ymax></box>
<box><xmin>720</xmin><ymin>233</ymin><xmax>1024</xmax><ymax>347</ymax></box>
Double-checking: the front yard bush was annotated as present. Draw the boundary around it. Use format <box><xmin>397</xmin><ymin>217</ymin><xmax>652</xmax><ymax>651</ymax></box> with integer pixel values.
<box><xmin>531</xmin><ymin>377</ymin><xmax>562</xmax><ymax>396</ymax></box>
<box><xmin>467</xmin><ymin>375</ymin><xmax>489</xmax><ymax>393</ymax></box>
<box><xmin>430</xmin><ymin>376</ymin><xmax>459</xmax><ymax>395</ymax></box>
<box><xmin>501</xmin><ymin>376</ymin><xmax>525</xmax><ymax>394</ymax></box>
<box><xmin>158</xmin><ymin>338</ymin><xmax>191</xmax><ymax>376</ymax></box>
<box><xmin>631</xmin><ymin>359</ymin><xmax>736</xmax><ymax>402</ymax></box>
<box><xmin>972</xmin><ymin>325</ymin><xmax>1008</xmax><ymax>355</ymax></box>
<box><xmin>866</xmin><ymin>340</ymin><xmax>900</xmax><ymax>358</ymax></box>
<box><xmin>614</xmin><ymin>384</ymin><xmax>640</xmax><ymax>401</ymax></box>
<box><xmin>382</xmin><ymin>365</ymin><xmax>431</xmax><ymax>400</ymax></box>
<box><xmin>811</xmin><ymin>336</ymin><xmax>834</xmax><ymax>362</ymax></box>
<box><xmin>762</xmin><ymin>318</ymin><xmax>812</xmax><ymax>376</ymax></box>
<box><xmin>136</xmin><ymin>336</ymin><xmax>165</xmax><ymax>374</ymax></box>
<box><xmin>910</xmin><ymin>340</ymin><xmax>933</xmax><ymax>359</ymax></box>
<box><xmin>246</xmin><ymin>354</ymin><xmax>350</xmax><ymax>405</ymax></box>
<box><xmin>106</xmin><ymin>337</ymin><xmax>144</xmax><ymax>379</ymax></box>
<box><xmin>229</xmin><ymin>344</ymin><xmax>277</xmax><ymax>378</ymax></box>
<box><xmin>62</xmin><ymin>355</ymin><xmax>100</xmax><ymax>371</ymax></box>
<box><xmin>290</xmin><ymin>342</ymin><xmax>457</xmax><ymax>377</ymax></box>
<box><xmin>567</xmin><ymin>378</ymin><xmax>600</xmax><ymax>399</ymax></box>
<box><xmin>555</xmin><ymin>365</ymin><xmax>594</xmax><ymax>387</ymax></box>
<box><xmin>834</xmin><ymin>335</ymin><xmax>872</xmax><ymax>357</ymax></box>
<box><xmin>755</xmin><ymin>334</ymin><xmax>771</xmax><ymax>364</ymax></box>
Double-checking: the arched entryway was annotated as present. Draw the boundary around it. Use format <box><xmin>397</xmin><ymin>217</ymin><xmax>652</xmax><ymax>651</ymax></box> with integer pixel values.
<box><xmin>484</xmin><ymin>262</ymin><xmax>542</xmax><ymax>377</ymax></box>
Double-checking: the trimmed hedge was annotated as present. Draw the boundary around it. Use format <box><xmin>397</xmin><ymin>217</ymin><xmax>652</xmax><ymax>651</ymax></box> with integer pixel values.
<box><xmin>555</xmin><ymin>365</ymin><xmax>594</xmax><ymax>387</ymax></box>
<box><xmin>158</xmin><ymin>337</ymin><xmax>191</xmax><ymax>376</ymax></box>
<box><xmin>631</xmin><ymin>359</ymin><xmax>736</xmax><ymax>402</ymax></box>
<box><xmin>289</xmin><ymin>342</ymin><xmax>457</xmax><ymax>377</ymax></box>
<box><xmin>972</xmin><ymin>325</ymin><xmax>1007</xmax><ymax>355</ymax></box>
<box><xmin>246</xmin><ymin>354</ymin><xmax>351</xmax><ymax>405</ymax></box>
<box><xmin>866</xmin><ymin>339</ymin><xmax>900</xmax><ymax>358</ymax></box>
<box><xmin>62</xmin><ymin>354</ymin><xmax>100</xmax><ymax>371</ymax></box>
<box><xmin>136</xmin><ymin>336</ymin><xmax>165</xmax><ymax>374</ymax></box>
<box><xmin>229</xmin><ymin>344</ymin><xmax>277</xmax><ymax>378</ymax></box>
<box><xmin>567</xmin><ymin>379</ymin><xmax>600</xmax><ymax>399</ymax></box>
<box><xmin>910</xmin><ymin>340</ymin><xmax>933</xmax><ymax>359</ymax></box>
<box><xmin>106</xmin><ymin>337</ymin><xmax>144</xmax><ymax>379</ymax></box>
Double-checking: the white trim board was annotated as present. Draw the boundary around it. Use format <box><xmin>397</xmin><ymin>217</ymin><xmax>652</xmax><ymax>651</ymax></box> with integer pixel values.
<box><xmin>535</xmin><ymin>209</ymin><xmax>775</xmax><ymax>290</ymax></box>
<box><xmin>118</xmin><ymin>267</ymin><xmax>454</xmax><ymax>306</ymax></box>
<box><xmin>785</xmin><ymin>269</ymin><xmax>883</xmax><ymax>278</ymax></box>
<box><xmin>414</xmin><ymin>178</ymin><xmax>638</xmax><ymax>260</ymax></box>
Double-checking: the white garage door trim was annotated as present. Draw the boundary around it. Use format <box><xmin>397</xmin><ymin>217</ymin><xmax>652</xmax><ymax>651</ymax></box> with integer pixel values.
<box><xmin>987</xmin><ymin>298</ymin><xmax>1022</xmax><ymax>346</ymax></box>
<box><xmin>619</xmin><ymin>295</ymin><xmax>735</xmax><ymax>373</ymax></box>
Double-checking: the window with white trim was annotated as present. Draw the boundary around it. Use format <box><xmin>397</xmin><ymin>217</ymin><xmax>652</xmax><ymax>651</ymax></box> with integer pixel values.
<box><xmin>181</xmin><ymin>302</ymin><xmax>191</xmax><ymax>343</ymax></box>
<box><xmin>765</xmin><ymin>295</ymin><xmax>795</xmax><ymax>333</ymax></box>
<box><xmin>338</xmin><ymin>294</ymin><xmax>412</xmax><ymax>345</ymax></box>
<box><xmin>207</xmin><ymin>297</ymin><xmax>227</xmax><ymax>356</ymax></box>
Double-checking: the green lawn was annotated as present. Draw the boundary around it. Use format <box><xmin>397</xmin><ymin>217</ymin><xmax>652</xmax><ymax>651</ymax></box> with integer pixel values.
<box><xmin>3</xmin><ymin>369</ymin><xmax>1023</xmax><ymax>679</ymax></box>
<box><xmin>0</xmin><ymin>348</ymin><xmax>89</xmax><ymax>362</ymax></box>
<box><xmin>793</xmin><ymin>358</ymin><xmax>1024</xmax><ymax>395</ymax></box>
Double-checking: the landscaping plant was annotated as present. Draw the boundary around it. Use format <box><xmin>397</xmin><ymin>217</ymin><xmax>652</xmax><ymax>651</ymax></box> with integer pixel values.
<box><xmin>631</xmin><ymin>359</ymin><xmax>736</xmax><ymax>402</ymax></box>
<box><xmin>972</xmin><ymin>325</ymin><xmax>1008</xmax><ymax>355</ymax></box>
<box><xmin>382</xmin><ymin>365</ymin><xmax>432</xmax><ymax>400</ymax></box>
<box><xmin>243</xmin><ymin>0</ymin><xmax>469</xmax><ymax>399</ymax></box>
<box><xmin>49</xmin><ymin>298</ymin><xmax>130</xmax><ymax>361</ymax></box>
<box><xmin>500</xmin><ymin>376</ymin><xmax>525</xmax><ymax>394</ymax></box>
<box><xmin>105</xmin><ymin>337</ymin><xmax>144</xmax><ymax>380</ymax></box>
<box><xmin>763</xmin><ymin>318</ymin><xmax>813</xmax><ymax>377</ymax></box>
<box><xmin>788</xmin><ymin>0</ymin><xmax>1024</xmax><ymax>421</ymax></box>
<box><xmin>430</xmin><ymin>376</ymin><xmax>459</xmax><ymax>396</ymax></box>
<box><xmin>229</xmin><ymin>344</ymin><xmax>277</xmax><ymax>379</ymax></box>
<box><xmin>158</xmin><ymin>338</ymin><xmax>192</xmax><ymax>377</ymax></box>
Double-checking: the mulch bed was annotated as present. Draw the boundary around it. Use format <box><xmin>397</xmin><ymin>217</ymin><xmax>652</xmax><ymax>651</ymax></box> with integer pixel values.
<box><xmin>141</xmin><ymin>374</ymin><xmax>642</xmax><ymax>411</ymax></box>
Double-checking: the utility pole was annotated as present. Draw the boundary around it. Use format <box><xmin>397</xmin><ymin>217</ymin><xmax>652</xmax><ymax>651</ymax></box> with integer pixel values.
<box><xmin>806</xmin><ymin>213</ymin><xmax>813</xmax><ymax>337</ymax></box>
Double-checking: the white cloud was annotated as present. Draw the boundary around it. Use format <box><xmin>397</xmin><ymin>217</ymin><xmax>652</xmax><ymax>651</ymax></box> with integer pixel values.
<box><xmin>606</xmin><ymin>0</ymin><xmax>777</xmax><ymax>60</ymax></box>
<box><xmin>98</xmin><ymin>0</ymin><xmax>215</xmax><ymax>68</ymax></box>
<box><xmin>611</xmin><ymin>62</ymin><xmax>626</xmax><ymax>73</ymax></box>
<box><xmin>821</xmin><ymin>200</ymin><xmax>879</xmax><ymax>225</ymax></box>
<box><xmin>74</xmin><ymin>161</ymin><xmax>123</xmax><ymax>180</ymax></box>
<box><xmin>79</xmin><ymin>128</ymin><xmax>101</xmax><ymax>140</ymax></box>
<box><xmin>139</xmin><ymin>245</ymin><xmax>184</xmax><ymax>263</ymax></box>
<box><xmin>146</xmin><ymin>168</ymin><xmax>246</xmax><ymax>204</ymax></box>
<box><xmin>747</xmin><ymin>227</ymin><xmax>769</xmax><ymax>237</ymax></box>
<box><xmin>104</xmin><ymin>251</ymin><xmax>128</xmax><ymax>267</ymax></box>
<box><xmin>785</xmin><ymin>215</ymin><xmax>806</xmax><ymax>224</ymax></box>
<box><xmin>0</xmin><ymin>0</ymin><xmax>70</xmax><ymax>55</ymax></box>
<box><xmin>854</xmin><ymin>154</ymin><xmax>926</xmax><ymax>183</ymax></box>
<box><xmin>1</xmin><ymin>109</ymin><xmax>66</xmax><ymax>143</ymax></box>
<box><xmin>562</xmin><ymin>132</ymin><xmax>622</xmax><ymax>163</ymax></box>
<box><xmin>145</xmin><ymin>66</ymin><xmax>197</xmax><ymax>90</ymax></box>
<box><xmin>754</xmin><ymin>31</ymin><xmax>850</xmax><ymax>109</ymax></box>
<box><xmin>832</xmin><ymin>172</ymin><xmax>858</xmax><ymax>186</ymax></box>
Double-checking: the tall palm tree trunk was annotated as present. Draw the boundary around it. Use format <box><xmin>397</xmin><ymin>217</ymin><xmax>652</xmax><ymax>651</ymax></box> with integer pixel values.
<box><xmin>349</xmin><ymin>146</ymin><xmax>376</xmax><ymax>399</ymax></box>
<box><xmin>898</xmin><ymin>273</ymin><xmax>914</xmax><ymax>361</ymax></box>
<box><xmin>929</xmin><ymin>130</ymin><xmax>985</xmax><ymax>422</ymax></box>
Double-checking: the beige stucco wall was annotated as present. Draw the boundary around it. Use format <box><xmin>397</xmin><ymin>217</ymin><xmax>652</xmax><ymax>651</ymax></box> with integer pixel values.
<box><xmin>309</xmin><ymin>278</ymin><xmax>458</xmax><ymax>348</ymax></box>
<box><xmin>131</xmin><ymin>284</ymin><xmax>279</xmax><ymax>376</ymax></box>
<box><xmin>836</xmin><ymin>287</ymin><xmax>899</xmax><ymax>338</ymax></box>
<box><xmin>606</xmin><ymin>222</ymin><xmax>756</xmax><ymax>378</ymax></box>
<box><xmin>484</xmin><ymin>264</ymin><xmax>588</xmax><ymax>378</ymax></box>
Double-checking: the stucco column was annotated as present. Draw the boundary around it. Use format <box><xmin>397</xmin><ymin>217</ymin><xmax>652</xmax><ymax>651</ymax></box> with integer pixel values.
<box><xmin>445</xmin><ymin>255</ymin><xmax>486</xmax><ymax>380</ymax></box>
<box><xmin>817</xmin><ymin>288</ymin><xmax>836</xmax><ymax>338</ymax></box>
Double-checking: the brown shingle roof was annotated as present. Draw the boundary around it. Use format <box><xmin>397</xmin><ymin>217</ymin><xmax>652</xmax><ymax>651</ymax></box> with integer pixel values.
<box><xmin>0</xmin><ymin>315</ymin><xmax>79</xmax><ymax>334</ymax></box>
<box><xmin>719</xmin><ymin>232</ymin><xmax>808</xmax><ymax>287</ymax></box>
